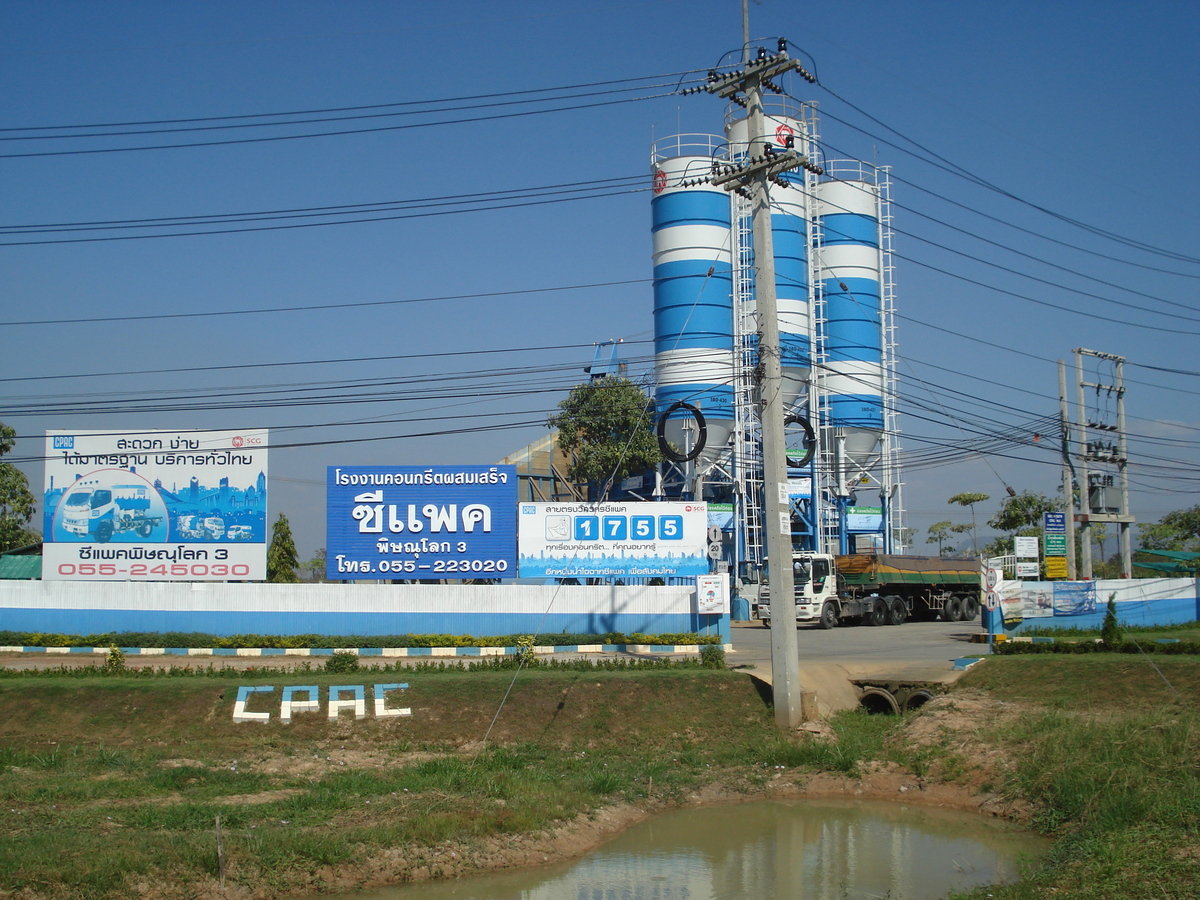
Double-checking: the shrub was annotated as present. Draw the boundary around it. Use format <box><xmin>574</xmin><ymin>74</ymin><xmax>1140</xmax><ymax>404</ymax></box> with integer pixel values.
<box><xmin>103</xmin><ymin>645</ymin><xmax>126</xmax><ymax>672</ymax></box>
<box><xmin>699</xmin><ymin>644</ymin><xmax>726</xmax><ymax>669</ymax></box>
<box><xmin>1100</xmin><ymin>593</ymin><xmax>1123</xmax><ymax>648</ymax></box>
<box><xmin>324</xmin><ymin>651</ymin><xmax>360</xmax><ymax>674</ymax></box>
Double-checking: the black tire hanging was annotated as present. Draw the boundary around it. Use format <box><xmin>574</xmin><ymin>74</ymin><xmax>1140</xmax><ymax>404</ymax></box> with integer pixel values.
<box><xmin>783</xmin><ymin>414</ymin><xmax>816</xmax><ymax>468</ymax></box>
<box><xmin>656</xmin><ymin>401</ymin><xmax>707</xmax><ymax>462</ymax></box>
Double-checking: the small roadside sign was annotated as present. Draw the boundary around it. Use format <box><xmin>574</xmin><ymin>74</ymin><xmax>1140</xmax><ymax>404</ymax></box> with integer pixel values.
<box><xmin>1045</xmin><ymin>557</ymin><xmax>1069</xmax><ymax>579</ymax></box>
<box><xmin>1014</xmin><ymin>536</ymin><xmax>1039</xmax><ymax>559</ymax></box>
<box><xmin>1045</xmin><ymin>534</ymin><xmax>1067</xmax><ymax>555</ymax></box>
<box><xmin>986</xmin><ymin>592</ymin><xmax>999</xmax><ymax>611</ymax></box>
<box><xmin>1016</xmin><ymin>561</ymin><xmax>1040</xmax><ymax>578</ymax></box>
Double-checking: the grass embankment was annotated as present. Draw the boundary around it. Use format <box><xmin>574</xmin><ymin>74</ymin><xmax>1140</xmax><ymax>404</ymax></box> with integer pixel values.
<box><xmin>1016</xmin><ymin>621</ymin><xmax>1200</xmax><ymax>643</ymax></box>
<box><xmin>0</xmin><ymin>654</ymin><xmax>1197</xmax><ymax>899</ymax></box>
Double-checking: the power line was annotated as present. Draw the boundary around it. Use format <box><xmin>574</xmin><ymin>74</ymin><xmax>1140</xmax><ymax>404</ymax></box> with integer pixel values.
<box><xmin>0</xmin><ymin>279</ymin><xmax>651</xmax><ymax>327</ymax></box>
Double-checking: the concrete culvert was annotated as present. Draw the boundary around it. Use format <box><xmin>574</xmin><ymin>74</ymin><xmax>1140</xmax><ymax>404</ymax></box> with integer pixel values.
<box><xmin>902</xmin><ymin>689</ymin><xmax>935</xmax><ymax>712</ymax></box>
<box><xmin>859</xmin><ymin>687</ymin><xmax>900</xmax><ymax>715</ymax></box>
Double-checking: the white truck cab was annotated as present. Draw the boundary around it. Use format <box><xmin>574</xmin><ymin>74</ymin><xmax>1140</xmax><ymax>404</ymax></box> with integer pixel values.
<box><xmin>756</xmin><ymin>553</ymin><xmax>840</xmax><ymax>628</ymax></box>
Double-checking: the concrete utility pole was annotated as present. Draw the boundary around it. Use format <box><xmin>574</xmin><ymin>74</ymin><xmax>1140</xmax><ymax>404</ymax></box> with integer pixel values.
<box><xmin>705</xmin><ymin>38</ymin><xmax>820</xmax><ymax>730</ymax></box>
<box><xmin>1073</xmin><ymin>348</ymin><xmax>1134</xmax><ymax>578</ymax></box>
<box><xmin>1058</xmin><ymin>360</ymin><xmax>1078</xmax><ymax>579</ymax></box>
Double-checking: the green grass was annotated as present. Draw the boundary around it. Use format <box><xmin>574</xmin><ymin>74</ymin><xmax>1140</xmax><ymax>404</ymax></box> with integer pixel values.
<box><xmin>948</xmin><ymin>657</ymin><xmax>1200</xmax><ymax>899</ymax></box>
<box><xmin>2</xmin><ymin>659</ymin><xmax>1199</xmax><ymax>898</ymax></box>
<box><xmin>1017</xmin><ymin>620</ymin><xmax>1200</xmax><ymax>642</ymax></box>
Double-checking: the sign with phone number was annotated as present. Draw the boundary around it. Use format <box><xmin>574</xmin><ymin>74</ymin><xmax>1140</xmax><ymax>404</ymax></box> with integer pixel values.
<box><xmin>49</xmin><ymin>545</ymin><xmax>260</xmax><ymax>582</ymax></box>
<box><xmin>517</xmin><ymin>502</ymin><xmax>708</xmax><ymax>578</ymax></box>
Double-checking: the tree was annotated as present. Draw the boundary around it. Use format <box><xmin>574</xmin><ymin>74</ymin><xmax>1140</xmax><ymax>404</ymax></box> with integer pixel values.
<box><xmin>1139</xmin><ymin>505</ymin><xmax>1200</xmax><ymax>552</ymax></box>
<box><xmin>267</xmin><ymin>513</ymin><xmax>300</xmax><ymax>583</ymax></box>
<box><xmin>989</xmin><ymin>489</ymin><xmax>1059</xmax><ymax>533</ymax></box>
<box><xmin>547</xmin><ymin>378</ymin><xmax>662</xmax><ymax>499</ymax></box>
<box><xmin>947</xmin><ymin>492</ymin><xmax>989</xmax><ymax>555</ymax></box>
<box><xmin>301</xmin><ymin>548</ymin><xmax>327</xmax><ymax>583</ymax></box>
<box><xmin>1100</xmin><ymin>593</ymin><xmax>1123</xmax><ymax>648</ymax></box>
<box><xmin>0</xmin><ymin>421</ymin><xmax>38</xmax><ymax>552</ymax></box>
<box><xmin>985</xmin><ymin>489</ymin><xmax>1061</xmax><ymax>559</ymax></box>
<box><xmin>926</xmin><ymin>521</ymin><xmax>954</xmax><ymax>556</ymax></box>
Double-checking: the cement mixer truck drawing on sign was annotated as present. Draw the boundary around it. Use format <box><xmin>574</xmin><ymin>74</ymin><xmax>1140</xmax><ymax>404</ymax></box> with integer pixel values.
<box><xmin>61</xmin><ymin>483</ymin><xmax>164</xmax><ymax>543</ymax></box>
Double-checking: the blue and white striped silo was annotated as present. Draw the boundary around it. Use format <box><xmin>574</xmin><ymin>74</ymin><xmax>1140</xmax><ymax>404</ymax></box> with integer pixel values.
<box><xmin>815</xmin><ymin>164</ymin><xmax>885</xmax><ymax>464</ymax></box>
<box><xmin>651</xmin><ymin>135</ymin><xmax>735</xmax><ymax>460</ymax></box>
<box><xmin>725</xmin><ymin>104</ymin><xmax>812</xmax><ymax>411</ymax></box>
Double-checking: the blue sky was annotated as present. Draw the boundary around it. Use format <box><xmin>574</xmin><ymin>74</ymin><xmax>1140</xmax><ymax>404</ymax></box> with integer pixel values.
<box><xmin>3</xmin><ymin>0</ymin><xmax>1198</xmax><ymax>559</ymax></box>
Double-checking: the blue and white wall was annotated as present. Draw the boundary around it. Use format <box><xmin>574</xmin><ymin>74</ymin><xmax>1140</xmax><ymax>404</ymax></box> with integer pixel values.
<box><xmin>984</xmin><ymin>577</ymin><xmax>1200</xmax><ymax>635</ymax></box>
<box><xmin>0</xmin><ymin>580</ymin><xmax>727</xmax><ymax>640</ymax></box>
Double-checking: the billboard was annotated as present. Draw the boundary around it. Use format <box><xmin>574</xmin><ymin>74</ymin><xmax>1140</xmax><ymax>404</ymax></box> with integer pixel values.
<box><xmin>518</xmin><ymin>501</ymin><xmax>709</xmax><ymax>578</ymax></box>
<box><xmin>326</xmin><ymin>465</ymin><xmax>517</xmax><ymax>579</ymax></box>
<box><xmin>43</xmin><ymin>429</ymin><xmax>268</xmax><ymax>581</ymax></box>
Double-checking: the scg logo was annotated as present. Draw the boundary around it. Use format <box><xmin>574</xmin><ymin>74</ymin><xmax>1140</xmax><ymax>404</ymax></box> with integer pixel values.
<box><xmin>231</xmin><ymin>435</ymin><xmax>263</xmax><ymax>448</ymax></box>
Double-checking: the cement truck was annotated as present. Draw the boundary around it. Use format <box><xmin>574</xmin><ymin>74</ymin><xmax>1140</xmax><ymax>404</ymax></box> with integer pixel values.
<box><xmin>60</xmin><ymin>484</ymin><xmax>163</xmax><ymax>543</ymax></box>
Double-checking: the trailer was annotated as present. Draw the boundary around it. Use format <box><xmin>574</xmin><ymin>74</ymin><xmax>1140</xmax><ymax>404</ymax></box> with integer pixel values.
<box><xmin>756</xmin><ymin>552</ymin><xmax>982</xmax><ymax>628</ymax></box>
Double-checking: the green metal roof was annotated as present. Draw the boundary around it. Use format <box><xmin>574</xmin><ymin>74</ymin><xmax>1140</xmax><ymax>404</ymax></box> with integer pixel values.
<box><xmin>0</xmin><ymin>554</ymin><xmax>42</xmax><ymax>580</ymax></box>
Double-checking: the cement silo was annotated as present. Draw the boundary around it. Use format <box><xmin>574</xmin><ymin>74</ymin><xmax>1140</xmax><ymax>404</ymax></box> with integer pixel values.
<box><xmin>650</xmin><ymin>135</ymin><xmax>735</xmax><ymax>463</ymax></box>
<box><xmin>814</xmin><ymin>163</ymin><xmax>885</xmax><ymax>465</ymax></box>
<box><xmin>725</xmin><ymin>98</ymin><xmax>813</xmax><ymax>410</ymax></box>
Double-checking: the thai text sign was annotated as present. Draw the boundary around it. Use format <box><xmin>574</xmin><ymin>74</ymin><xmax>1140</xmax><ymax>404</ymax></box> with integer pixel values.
<box><xmin>1045</xmin><ymin>557</ymin><xmax>1069</xmax><ymax>578</ymax></box>
<box><xmin>43</xmin><ymin>429</ymin><xmax>268</xmax><ymax>581</ymax></box>
<box><xmin>326</xmin><ymin>465</ymin><xmax>517</xmax><ymax>579</ymax></box>
<box><xmin>517</xmin><ymin>501</ymin><xmax>708</xmax><ymax>578</ymax></box>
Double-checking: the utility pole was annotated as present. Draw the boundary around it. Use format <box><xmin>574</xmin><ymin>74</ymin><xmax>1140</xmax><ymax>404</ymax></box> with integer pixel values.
<box><xmin>1058</xmin><ymin>360</ymin><xmax>1078</xmax><ymax>579</ymax></box>
<box><xmin>704</xmin><ymin>36</ymin><xmax>821</xmax><ymax>729</ymax></box>
<box><xmin>1073</xmin><ymin>348</ymin><xmax>1134</xmax><ymax>578</ymax></box>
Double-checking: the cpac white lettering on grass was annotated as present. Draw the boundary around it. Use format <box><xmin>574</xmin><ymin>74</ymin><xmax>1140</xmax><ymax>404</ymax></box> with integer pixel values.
<box><xmin>231</xmin><ymin>684</ymin><xmax>411</xmax><ymax>723</ymax></box>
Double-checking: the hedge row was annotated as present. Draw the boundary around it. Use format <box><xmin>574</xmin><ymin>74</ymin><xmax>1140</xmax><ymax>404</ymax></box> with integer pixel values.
<box><xmin>0</xmin><ymin>630</ymin><xmax>720</xmax><ymax>650</ymax></box>
<box><xmin>0</xmin><ymin>653</ymin><xmax>727</xmax><ymax>679</ymax></box>
<box><xmin>995</xmin><ymin>639</ymin><xmax>1200</xmax><ymax>656</ymax></box>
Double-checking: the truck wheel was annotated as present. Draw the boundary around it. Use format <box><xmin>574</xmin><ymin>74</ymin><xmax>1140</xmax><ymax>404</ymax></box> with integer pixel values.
<box><xmin>137</xmin><ymin>522</ymin><xmax>153</xmax><ymax>538</ymax></box>
<box><xmin>885</xmin><ymin>595</ymin><xmax>907</xmax><ymax>626</ymax></box>
<box><xmin>865</xmin><ymin>598</ymin><xmax>887</xmax><ymax>626</ymax></box>
<box><xmin>943</xmin><ymin>595</ymin><xmax>963</xmax><ymax>622</ymax></box>
<box><xmin>819</xmin><ymin>602</ymin><xmax>838</xmax><ymax>630</ymax></box>
<box><xmin>95</xmin><ymin>520</ymin><xmax>114</xmax><ymax>543</ymax></box>
<box><xmin>961</xmin><ymin>596</ymin><xmax>980</xmax><ymax>621</ymax></box>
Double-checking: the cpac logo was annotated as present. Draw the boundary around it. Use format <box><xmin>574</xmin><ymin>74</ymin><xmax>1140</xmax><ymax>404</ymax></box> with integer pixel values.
<box><xmin>233</xmin><ymin>683</ymin><xmax>411</xmax><ymax>723</ymax></box>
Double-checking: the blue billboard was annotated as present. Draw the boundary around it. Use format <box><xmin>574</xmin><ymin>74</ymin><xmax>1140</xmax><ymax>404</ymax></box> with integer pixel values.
<box><xmin>326</xmin><ymin>465</ymin><xmax>517</xmax><ymax>580</ymax></box>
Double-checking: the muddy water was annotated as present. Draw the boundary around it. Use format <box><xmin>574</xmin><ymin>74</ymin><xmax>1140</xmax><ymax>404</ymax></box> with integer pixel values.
<box><xmin>348</xmin><ymin>798</ymin><xmax>1049</xmax><ymax>899</ymax></box>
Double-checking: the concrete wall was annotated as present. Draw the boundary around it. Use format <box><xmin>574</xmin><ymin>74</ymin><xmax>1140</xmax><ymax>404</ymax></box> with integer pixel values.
<box><xmin>983</xmin><ymin>577</ymin><xmax>1199</xmax><ymax>635</ymax></box>
<box><xmin>0</xmin><ymin>580</ymin><xmax>727</xmax><ymax>640</ymax></box>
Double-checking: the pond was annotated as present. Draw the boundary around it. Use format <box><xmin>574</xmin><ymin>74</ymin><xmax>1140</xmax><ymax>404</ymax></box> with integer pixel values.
<box><xmin>340</xmin><ymin>797</ymin><xmax>1050</xmax><ymax>899</ymax></box>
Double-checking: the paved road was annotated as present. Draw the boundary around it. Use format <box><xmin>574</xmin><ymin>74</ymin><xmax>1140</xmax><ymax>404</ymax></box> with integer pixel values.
<box><xmin>729</xmin><ymin>618</ymin><xmax>989</xmax><ymax>670</ymax></box>
<box><xmin>726</xmin><ymin>618</ymin><xmax>992</xmax><ymax>711</ymax></box>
